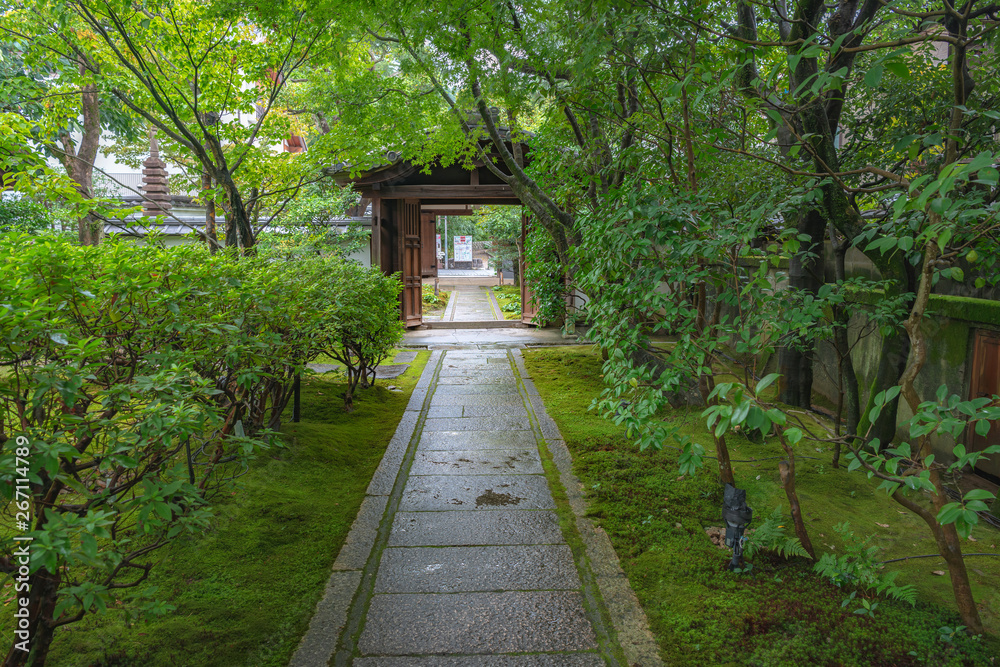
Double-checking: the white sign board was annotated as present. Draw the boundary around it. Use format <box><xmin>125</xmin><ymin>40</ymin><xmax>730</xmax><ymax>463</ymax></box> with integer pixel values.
<box><xmin>436</xmin><ymin>234</ymin><xmax>441</xmax><ymax>255</ymax></box>
<box><xmin>454</xmin><ymin>236</ymin><xmax>473</xmax><ymax>262</ymax></box>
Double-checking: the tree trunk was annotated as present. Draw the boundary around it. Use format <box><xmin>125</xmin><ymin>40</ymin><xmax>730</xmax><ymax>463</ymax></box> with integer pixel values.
<box><xmin>59</xmin><ymin>65</ymin><xmax>102</xmax><ymax>246</ymax></box>
<box><xmin>3</xmin><ymin>569</ymin><xmax>59</xmax><ymax>667</ymax></box>
<box><xmin>202</xmin><ymin>170</ymin><xmax>218</xmax><ymax>252</ymax></box>
<box><xmin>830</xmin><ymin>224</ymin><xmax>860</xmax><ymax>466</ymax></box>
<box><xmin>778</xmin><ymin>208</ymin><xmax>825</xmax><ymax>407</ymax></box>
<box><xmin>777</xmin><ymin>431</ymin><xmax>816</xmax><ymax>559</ymax></box>
<box><xmin>896</xmin><ymin>239</ymin><xmax>983</xmax><ymax>634</ymax></box>
<box><xmin>695</xmin><ymin>281</ymin><xmax>735</xmax><ymax>485</ymax></box>
<box><xmin>216</xmin><ymin>170</ymin><xmax>255</xmax><ymax>251</ymax></box>
<box><xmin>893</xmin><ymin>480</ymin><xmax>983</xmax><ymax>635</ymax></box>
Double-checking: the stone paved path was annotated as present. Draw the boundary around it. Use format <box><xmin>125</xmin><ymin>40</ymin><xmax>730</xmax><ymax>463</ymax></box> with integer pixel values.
<box><xmin>291</xmin><ymin>349</ymin><xmax>661</xmax><ymax>667</ymax></box>
<box><xmin>447</xmin><ymin>286</ymin><xmax>499</xmax><ymax>322</ymax></box>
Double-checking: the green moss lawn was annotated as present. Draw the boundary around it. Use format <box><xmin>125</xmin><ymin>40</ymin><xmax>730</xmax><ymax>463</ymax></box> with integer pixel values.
<box><xmin>524</xmin><ymin>346</ymin><xmax>999</xmax><ymax>667</ymax></box>
<box><xmin>421</xmin><ymin>283</ymin><xmax>450</xmax><ymax>317</ymax></box>
<box><xmin>492</xmin><ymin>285</ymin><xmax>521</xmax><ymax>320</ymax></box>
<box><xmin>31</xmin><ymin>350</ymin><xmax>428</xmax><ymax>667</ymax></box>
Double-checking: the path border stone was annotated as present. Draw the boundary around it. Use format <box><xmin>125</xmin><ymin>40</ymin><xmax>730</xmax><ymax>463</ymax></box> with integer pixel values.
<box><xmin>485</xmin><ymin>286</ymin><xmax>504</xmax><ymax>320</ymax></box>
<box><xmin>289</xmin><ymin>351</ymin><xmax>442</xmax><ymax>667</ymax></box>
<box><xmin>512</xmin><ymin>350</ymin><xmax>664</xmax><ymax>667</ymax></box>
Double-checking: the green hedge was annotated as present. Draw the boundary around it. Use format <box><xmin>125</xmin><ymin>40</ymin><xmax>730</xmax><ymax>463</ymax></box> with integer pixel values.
<box><xmin>0</xmin><ymin>235</ymin><xmax>401</xmax><ymax>663</ymax></box>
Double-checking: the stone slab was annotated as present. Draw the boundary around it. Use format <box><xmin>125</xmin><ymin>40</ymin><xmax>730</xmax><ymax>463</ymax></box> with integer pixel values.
<box><xmin>388</xmin><ymin>510</ymin><xmax>564</xmax><ymax>546</ymax></box>
<box><xmin>358</xmin><ymin>591</ymin><xmax>597</xmax><ymax>655</ymax></box>
<box><xmin>373</xmin><ymin>364</ymin><xmax>411</xmax><ymax>380</ymax></box>
<box><xmin>395</xmin><ymin>350</ymin><xmax>418</xmax><ymax>363</ymax></box>
<box><xmin>432</xmin><ymin>384</ymin><xmax>520</xmax><ymax>396</ymax></box>
<box><xmin>444</xmin><ymin>351</ymin><xmax>510</xmax><ymax>359</ymax></box>
<box><xmin>405</xmin><ymin>386</ymin><xmax>429</xmax><ymax>412</ymax></box>
<box><xmin>400</xmin><ymin>475</ymin><xmax>555</xmax><ymax>511</ymax></box>
<box><xmin>427</xmin><ymin>406</ymin><xmax>465</xmax><ymax>419</ymax></box>
<box><xmin>410</xmin><ymin>449</ymin><xmax>543</xmax><ymax>476</ymax></box>
<box><xmin>305</xmin><ymin>363</ymin><xmax>409</xmax><ymax>380</ymax></box>
<box><xmin>439</xmin><ymin>367</ymin><xmax>513</xmax><ymax>377</ymax></box>
<box><xmin>289</xmin><ymin>570</ymin><xmax>363</xmax><ymax>667</ymax></box>
<box><xmin>307</xmin><ymin>363</ymin><xmax>340</xmax><ymax>374</ymax></box>
<box><xmin>436</xmin><ymin>375</ymin><xmax>518</xmax><ymax>386</ymax></box>
<box><xmin>428</xmin><ymin>394</ymin><xmax>524</xmax><ymax>407</ymax></box>
<box><xmin>422</xmin><ymin>416</ymin><xmax>532</xmax><ymax>432</ymax></box>
<box><xmin>418</xmin><ymin>431</ymin><xmax>538</xmax><ymax>451</ymax></box>
<box><xmin>457</xmin><ymin>403</ymin><xmax>529</xmax><ymax>418</ymax></box>
<box><xmin>355</xmin><ymin>656</ymin><xmax>604</xmax><ymax>667</ymax></box>
<box><xmin>332</xmin><ymin>495</ymin><xmax>388</xmax><ymax>571</ymax></box>
<box><xmin>367</xmin><ymin>447</ymin><xmax>405</xmax><ymax>496</ymax></box>
<box><xmin>373</xmin><ymin>545</ymin><xmax>580</xmax><ymax>593</ymax></box>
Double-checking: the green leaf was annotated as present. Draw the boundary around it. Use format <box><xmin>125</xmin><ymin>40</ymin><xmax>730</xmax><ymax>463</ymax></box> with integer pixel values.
<box><xmin>937</xmin><ymin>228</ymin><xmax>952</xmax><ymax>253</ymax></box>
<box><xmin>784</xmin><ymin>427</ymin><xmax>803</xmax><ymax>445</ymax></box>
<box><xmin>936</xmin><ymin>503</ymin><xmax>964</xmax><ymax>525</ymax></box>
<box><xmin>864</xmin><ymin>65</ymin><xmax>884</xmax><ymax>88</ymax></box>
<box><xmin>963</xmin><ymin>489</ymin><xmax>995</xmax><ymax>502</ymax></box>
<box><xmin>975</xmin><ymin>420</ymin><xmax>991</xmax><ymax>437</ymax></box>
<box><xmin>975</xmin><ymin>167</ymin><xmax>999</xmax><ymax>187</ymax></box>
<box><xmin>885</xmin><ymin>61</ymin><xmax>909</xmax><ymax>79</ymax></box>
<box><xmin>755</xmin><ymin>373</ymin><xmax>780</xmax><ymax>396</ymax></box>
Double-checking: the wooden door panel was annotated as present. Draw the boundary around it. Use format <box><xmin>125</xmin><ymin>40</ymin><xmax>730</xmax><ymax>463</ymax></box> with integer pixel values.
<box><xmin>421</xmin><ymin>213</ymin><xmax>437</xmax><ymax>278</ymax></box>
<box><xmin>401</xmin><ymin>201</ymin><xmax>423</xmax><ymax>327</ymax></box>
<box><xmin>967</xmin><ymin>329</ymin><xmax>1000</xmax><ymax>478</ymax></box>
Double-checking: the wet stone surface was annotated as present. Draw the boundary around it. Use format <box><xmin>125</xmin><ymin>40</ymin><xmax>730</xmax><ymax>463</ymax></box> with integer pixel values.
<box><xmin>438</xmin><ymin>366</ymin><xmax>514</xmax><ymax>377</ymax></box>
<box><xmin>388</xmin><ymin>510</ymin><xmax>564</xmax><ymax>546</ymax></box>
<box><xmin>436</xmin><ymin>375</ymin><xmax>518</xmax><ymax>386</ymax></box>
<box><xmin>474</xmin><ymin>403</ymin><xmax>533</xmax><ymax>417</ymax></box>
<box><xmin>427</xmin><ymin>394</ymin><xmax>525</xmax><ymax>407</ymax></box>
<box><xmin>373</xmin><ymin>545</ymin><xmax>581</xmax><ymax>593</ymax></box>
<box><xmin>422</xmin><ymin>416</ymin><xmax>532</xmax><ymax>432</ymax></box>
<box><xmin>410</xmin><ymin>449</ymin><xmax>543</xmax><ymax>476</ymax></box>
<box><xmin>432</xmin><ymin>384</ymin><xmax>520</xmax><ymax>396</ymax></box>
<box><xmin>426</xmin><ymin>406</ymin><xmax>466</xmax><ymax>419</ymax></box>
<box><xmin>399</xmin><ymin>474</ymin><xmax>555</xmax><ymax>511</ymax></box>
<box><xmin>417</xmin><ymin>431</ymin><xmax>538</xmax><ymax>451</ymax></box>
<box><xmin>358</xmin><ymin>591</ymin><xmax>598</xmax><ymax>655</ymax></box>
<box><xmin>354</xmin><ymin>656</ymin><xmax>605</xmax><ymax>667</ymax></box>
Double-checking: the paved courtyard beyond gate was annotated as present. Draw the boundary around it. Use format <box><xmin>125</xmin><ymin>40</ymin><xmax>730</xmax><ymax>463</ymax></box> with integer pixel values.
<box><xmin>291</xmin><ymin>347</ymin><xmax>661</xmax><ymax>667</ymax></box>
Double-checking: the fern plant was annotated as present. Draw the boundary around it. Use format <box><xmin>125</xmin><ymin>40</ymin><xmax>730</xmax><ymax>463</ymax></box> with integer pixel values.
<box><xmin>813</xmin><ymin>523</ymin><xmax>917</xmax><ymax>605</ymax></box>
<box><xmin>743</xmin><ymin>507</ymin><xmax>812</xmax><ymax>559</ymax></box>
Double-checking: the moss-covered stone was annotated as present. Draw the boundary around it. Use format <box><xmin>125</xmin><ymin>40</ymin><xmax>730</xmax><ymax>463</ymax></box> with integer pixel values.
<box><xmin>929</xmin><ymin>294</ymin><xmax>1000</xmax><ymax>326</ymax></box>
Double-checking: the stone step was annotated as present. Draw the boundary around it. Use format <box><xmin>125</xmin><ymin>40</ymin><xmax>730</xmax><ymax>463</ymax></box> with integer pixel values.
<box><xmin>421</xmin><ymin>321</ymin><xmax>528</xmax><ymax>329</ymax></box>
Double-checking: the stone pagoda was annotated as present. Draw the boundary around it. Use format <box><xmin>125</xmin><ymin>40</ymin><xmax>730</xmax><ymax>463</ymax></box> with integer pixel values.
<box><xmin>141</xmin><ymin>128</ymin><xmax>172</xmax><ymax>217</ymax></box>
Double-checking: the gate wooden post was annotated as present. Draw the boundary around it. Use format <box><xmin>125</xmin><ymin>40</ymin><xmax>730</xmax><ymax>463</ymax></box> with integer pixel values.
<box><xmin>520</xmin><ymin>210</ymin><xmax>539</xmax><ymax>325</ymax></box>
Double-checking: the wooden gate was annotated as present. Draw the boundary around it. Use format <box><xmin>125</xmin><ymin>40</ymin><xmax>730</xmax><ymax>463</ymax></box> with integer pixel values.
<box><xmin>520</xmin><ymin>211</ymin><xmax>539</xmax><ymax>325</ymax></box>
<box><xmin>967</xmin><ymin>328</ymin><xmax>1000</xmax><ymax>479</ymax></box>
<box><xmin>400</xmin><ymin>200</ymin><xmax>423</xmax><ymax>327</ymax></box>
<box><xmin>421</xmin><ymin>213</ymin><xmax>437</xmax><ymax>279</ymax></box>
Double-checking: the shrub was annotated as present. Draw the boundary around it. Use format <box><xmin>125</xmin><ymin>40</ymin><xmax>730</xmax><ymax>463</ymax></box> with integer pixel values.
<box><xmin>0</xmin><ymin>235</ymin><xmax>272</xmax><ymax>665</ymax></box>
<box><xmin>0</xmin><ymin>195</ymin><xmax>54</xmax><ymax>235</ymax></box>
<box><xmin>318</xmin><ymin>264</ymin><xmax>404</xmax><ymax>411</ymax></box>
<box><xmin>0</xmin><ymin>235</ymin><xmax>399</xmax><ymax>663</ymax></box>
